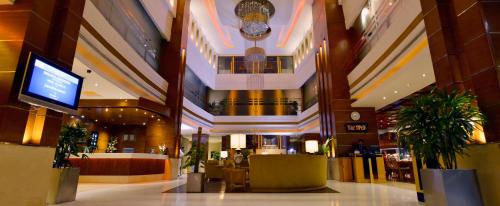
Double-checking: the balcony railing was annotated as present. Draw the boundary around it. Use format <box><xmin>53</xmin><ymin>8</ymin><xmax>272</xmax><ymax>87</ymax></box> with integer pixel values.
<box><xmin>218</xmin><ymin>56</ymin><xmax>294</xmax><ymax>74</ymax></box>
<box><xmin>91</xmin><ymin>0</ymin><xmax>161</xmax><ymax>70</ymax></box>
<box><xmin>206</xmin><ymin>98</ymin><xmax>301</xmax><ymax>116</ymax></box>
<box><xmin>349</xmin><ymin>0</ymin><xmax>404</xmax><ymax>69</ymax></box>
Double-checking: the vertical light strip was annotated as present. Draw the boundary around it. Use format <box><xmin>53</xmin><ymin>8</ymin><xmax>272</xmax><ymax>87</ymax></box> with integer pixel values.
<box><xmin>275</xmin><ymin>90</ymin><xmax>284</xmax><ymax>115</ymax></box>
<box><xmin>22</xmin><ymin>107</ymin><xmax>47</xmax><ymax>145</ymax></box>
<box><xmin>231</xmin><ymin>56</ymin><xmax>235</xmax><ymax>74</ymax></box>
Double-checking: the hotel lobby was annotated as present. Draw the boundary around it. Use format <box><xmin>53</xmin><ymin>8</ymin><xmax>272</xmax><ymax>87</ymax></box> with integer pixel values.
<box><xmin>0</xmin><ymin>0</ymin><xmax>499</xmax><ymax>205</ymax></box>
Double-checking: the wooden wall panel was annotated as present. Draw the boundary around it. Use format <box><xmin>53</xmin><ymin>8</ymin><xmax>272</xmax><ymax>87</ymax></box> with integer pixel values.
<box><xmin>157</xmin><ymin>0</ymin><xmax>191</xmax><ymax>157</ymax></box>
<box><xmin>0</xmin><ymin>0</ymin><xmax>86</xmax><ymax>146</ymax></box>
<box><xmin>312</xmin><ymin>0</ymin><xmax>380</xmax><ymax>156</ymax></box>
<box><xmin>145</xmin><ymin>119</ymin><xmax>176</xmax><ymax>157</ymax></box>
<box><xmin>421</xmin><ymin>0</ymin><xmax>500</xmax><ymax>142</ymax></box>
<box><xmin>70</xmin><ymin>158</ymin><xmax>165</xmax><ymax>176</ymax></box>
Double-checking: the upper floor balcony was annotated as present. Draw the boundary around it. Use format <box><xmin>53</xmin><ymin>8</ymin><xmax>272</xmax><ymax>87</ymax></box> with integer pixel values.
<box><xmin>91</xmin><ymin>0</ymin><xmax>162</xmax><ymax>71</ymax></box>
<box><xmin>217</xmin><ymin>56</ymin><xmax>294</xmax><ymax>74</ymax></box>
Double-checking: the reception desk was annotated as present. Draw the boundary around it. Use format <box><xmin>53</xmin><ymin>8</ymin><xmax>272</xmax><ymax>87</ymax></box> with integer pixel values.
<box><xmin>69</xmin><ymin>153</ymin><xmax>179</xmax><ymax>183</ymax></box>
<box><xmin>352</xmin><ymin>155</ymin><xmax>386</xmax><ymax>183</ymax></box>
<box><xmin>249</xmin><ymin>155</ymin><xmax>327</xmax><ymax>192</ymax></box>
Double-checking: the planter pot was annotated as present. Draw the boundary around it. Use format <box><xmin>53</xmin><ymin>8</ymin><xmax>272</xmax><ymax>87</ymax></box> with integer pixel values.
<box><xmin>47</xmin><ymin>168</ymin><xmax>80</xmax><ymax>204</ymax></box>
<box><xmin>327</xmin><ymin>158</ymin><xmax>335</xmax><ymax>180</ymax></box>
<box><xmin>421</xmin><ymin>169</ymin><xmax>483</xmax><ymax>206</ymax></box>
<box><xmin>186</xmin><ymin>173</ymin><xmax>205</xmax><ymax>193</ymax></box>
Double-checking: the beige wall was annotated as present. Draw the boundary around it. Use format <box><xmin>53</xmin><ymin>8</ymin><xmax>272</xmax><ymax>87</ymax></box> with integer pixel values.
<box><xmin>457</xmin><ymin>143</ymin><xmax>500</xmax><ymax>206</ymax></box>
<box><xmin>0</xmin><ymin>144</ymin><xmax>54</xmax><ymax>205</ymax></box>
<box><xmin>207</xmin><ymin>136</ymin><xmax>222</xmax><ymax>160</ymax></box>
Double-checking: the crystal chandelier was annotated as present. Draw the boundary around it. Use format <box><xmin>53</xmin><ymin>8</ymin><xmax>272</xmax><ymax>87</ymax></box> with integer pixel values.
<box><xmin>235</xmin><ymin>0</ymin><xmax>275</xmax><ymax>41</ymax></box>
<box><xmin>245</xmin><ymin>44</ymin><xmax>266</xmax><ymax>73</ymax></box>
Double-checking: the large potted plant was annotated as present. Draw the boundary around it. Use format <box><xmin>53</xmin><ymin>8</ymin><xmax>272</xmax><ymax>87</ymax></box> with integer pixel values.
<box><xmin>318</xmin><ymin>137</ymin><xmax>336</xmax><ymax>180</ymax></box>
<box><xmin>47</xmin><ymin>123</ymin><xmax>89</xmax><ymax>204</ymax></box>
<box><xmin>397</xmin><ymin>89</ymin><xmax>485</xmax><ymax>206</ymax></box>
<box><xmin>182</xmin><ymin>127</ymin><xmax>206</xmax><ymax>192</ymax></box>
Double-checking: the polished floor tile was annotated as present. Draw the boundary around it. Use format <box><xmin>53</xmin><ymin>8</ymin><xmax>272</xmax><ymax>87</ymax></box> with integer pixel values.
<box><xmin>55</xmin><ymin>178</ymin><xmax>423</xmax><ymax>206</ymax></box>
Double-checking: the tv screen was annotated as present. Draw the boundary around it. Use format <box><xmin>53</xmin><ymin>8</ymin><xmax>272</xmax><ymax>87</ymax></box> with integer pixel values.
<box><xmin>19</xmin><ymin>53</ymin><xmax>83</xmax><ymax>114</ymax></box>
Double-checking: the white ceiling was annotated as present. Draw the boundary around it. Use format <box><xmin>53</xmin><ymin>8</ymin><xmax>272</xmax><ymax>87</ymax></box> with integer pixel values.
<box><xmin>190</xmin><ymin>0</ymin><xmax>313</xmax><ymax>55</ymax></box>
<box><xmin>72</xmin><ymin>58</ymin><xmax>137</xmax><ymax>100</ymax></box>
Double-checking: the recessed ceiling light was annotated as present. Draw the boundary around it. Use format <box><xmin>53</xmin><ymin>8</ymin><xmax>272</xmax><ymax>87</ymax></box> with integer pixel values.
<box><xmin>120</xmin><ymin>108</ymin><xmax>124</xmax><ymax>112</ymax></box>
<box><xmin>144</xmin><ymin>112</ymin><xmax>147</xmax><ymax>115</ymax></box>
<box><xmin>135</xmin><ymin>108</ymin><xmax>139</xmax><ymax>112</ymax></box>
<box><xmin>406</xmin><ymin>83</ymin><xmax>411</xmax><ymax>87</ymax></box>
<box><xmin>422</xmin><ymin>73</ymin><xmax>426</xmax><ymax>77</ymax></box>
<box><xmin>151</xmin><ymin>115</ymin><xmax>154</xmax><ymax>118</ymax></box>
<box><xmin>394</xmin><ymin>90</ymin><xmax>398</xmax><ymax>94</ymax></box>
<box><xmin>142</xmin><ymin>122</ymin><xmax>146</xmax><ymax>126</ymax></box>
<box><xmin>157</xmin><ymin>118</ymin><xmax>161</xmax><ymax>122</ymax></box>
<box><xmin>95</xmin><ymin>119</ymin><xmax>98</xmax><ymax>122</ymax></box>
<box><xmin>70</xmin><ymin>116</ymin><xmax>74</xmax><ymax>118</ymax></box>
<box><xmin>94</xmin><ymin>83</ymin><xmax>98</xmax><ymax>87</ymax></box>
<box><xmin>105</xmin><ymin>108</ymin><xmax>109</xmax><ymax>112</ymax></box>
<box><xmin>383</xmin><ymin>96</ymin><xmax>387</xmax><ymax>100</ymax></box>
<box><xmin>81</xmin><ymin>115</ymin><xmax>85</xmax><ymax>118</ymax></box>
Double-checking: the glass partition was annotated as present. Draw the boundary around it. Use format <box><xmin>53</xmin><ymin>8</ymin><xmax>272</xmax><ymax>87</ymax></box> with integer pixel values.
<box><xmin>217</xmin><ymin>56</ymin><xmax>294</xmax><ymax>74</ymax></box>
<box><xmin>91</xmin><ymin>0</ymin><xmax>161</xmax><ymax>70</ymax></box>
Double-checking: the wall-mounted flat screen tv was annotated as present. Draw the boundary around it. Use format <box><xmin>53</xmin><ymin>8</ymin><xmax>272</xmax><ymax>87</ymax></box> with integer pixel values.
<box><xmin>19</xmin><ymin>53</ymin><xmax>83</xmax><ymax>114</ymax></box>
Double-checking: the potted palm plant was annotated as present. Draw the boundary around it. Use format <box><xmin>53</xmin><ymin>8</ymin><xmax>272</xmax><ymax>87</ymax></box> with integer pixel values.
<box><xmin>47</xmin><ymin>123</ymin><xmax>89</xmax><ymax>204</ymax></box>
<box><xmin>182</xmin><ymin>127</ymin><xmax>206</xmax><ymax>192</ymax></box>
<box><xmin>397</xmin><ymin>89</ymin><xmax>485</xmax><ymax>206</ymax></box>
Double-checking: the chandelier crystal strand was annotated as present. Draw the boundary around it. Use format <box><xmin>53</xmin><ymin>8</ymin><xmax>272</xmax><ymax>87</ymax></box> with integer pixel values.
<box><xmin>235</xmin><ymin>0</ymin><xmax>275</xmax><ymax>41</ymax></box>
<box><xmin>236</xmin><ymin>0</ymin><xmax>274</xmax><ymax>73</ymax></box>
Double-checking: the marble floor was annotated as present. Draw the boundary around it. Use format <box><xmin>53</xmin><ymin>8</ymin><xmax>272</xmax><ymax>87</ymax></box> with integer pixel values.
<box><xmin>56</xmin><ymin>177</ymin><xmax>423</xmax><ymax>206</ymax></box>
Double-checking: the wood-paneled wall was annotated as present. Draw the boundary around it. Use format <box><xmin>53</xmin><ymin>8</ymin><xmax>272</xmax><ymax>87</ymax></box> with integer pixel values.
<box><xmin>157</xmin><ymin>0</ymin><xmax>191</xmax><ymax>157</ymax></box>
<box><xmin>0</xmin><ymin>0</ymin><xmax>86</xmax><ymax>146</ymax></box>
<box><xmin>421</xmin><ymin>0</ymin><xmax>500</xmax><ymax>142</ymax></box>
<box><xmin>312</xmin><ymin>0</ymin><xmax>379</xmax><ymax>156</ymax></box>
<box><xmin>70</xmin><ymin>158</ymin><xmax>165</xmax><ymax>176</ymax></box>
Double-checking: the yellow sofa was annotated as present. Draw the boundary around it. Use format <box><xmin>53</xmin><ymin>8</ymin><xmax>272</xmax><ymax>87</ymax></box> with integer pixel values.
<box><xmin>249</xmin><ymin>155</ymin><xmax>327</xmax><ymax>192</ymax></box>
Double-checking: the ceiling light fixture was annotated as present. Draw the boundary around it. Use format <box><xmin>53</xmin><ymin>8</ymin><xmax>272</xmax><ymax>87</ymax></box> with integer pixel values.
<box><xmin>244</xmin><ymin>43</ymin><xmax>266</xmax><ymax>73</ymax></box>
<box><xmin>235</xmin><ymin>0</ymin><xmax>275</xmax><ymax>41</ymax></box>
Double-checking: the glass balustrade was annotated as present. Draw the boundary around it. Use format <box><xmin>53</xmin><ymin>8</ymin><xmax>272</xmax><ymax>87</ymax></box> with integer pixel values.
<box><xmin>90</xmin><ymin>0</ymin><xmax>161</xmax><ymax>70</ymax></box>
<box><xmin>217</xmin><ymin>56</ymin><xmax>294</xmax><ymax>74</ymax></box>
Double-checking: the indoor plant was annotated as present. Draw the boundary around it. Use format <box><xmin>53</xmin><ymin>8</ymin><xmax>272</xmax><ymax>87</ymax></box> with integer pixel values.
<box><xmin>210</xmin><ymin>151</ymin><xmax>221</xmax><ymax>160</ymax></box>
<box><xmin>182</xmin><ymin>127</ymin><xmax>206</xmax><ymax>192</ymax></box>
<box><xmin>48</xmin><ymin>123</ymin><xmax>89</xmax><ymax>204</ymax></box>
<box><xmin>105</xmin><ymin>137</ymin><xmax>118</xmax><ymax>153</ymax></box>
<box><xmin>397</xmin><ymin>88</ymin><xmax>485</xmax><ymax>206</ymax></box>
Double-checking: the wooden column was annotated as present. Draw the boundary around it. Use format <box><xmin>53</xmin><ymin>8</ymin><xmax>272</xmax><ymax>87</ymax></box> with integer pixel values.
<box><xmin>313</xmin><ymin>0</ymin><xmax>379</xmax><ymax>156</ymax></box>
<box><xmin>421</xmin><ymin>0</ymin><xmax>500</xmax><ymax>142</ymax></box>
<box><xmin>158</xmin><ymin>0</ymin><xmax>191</xmax><ymax>157</ymax></box>
<box><xmin>0</xmin><ymin>0</ymin><xmax>86</xmax><ymax>146</ymax></box>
